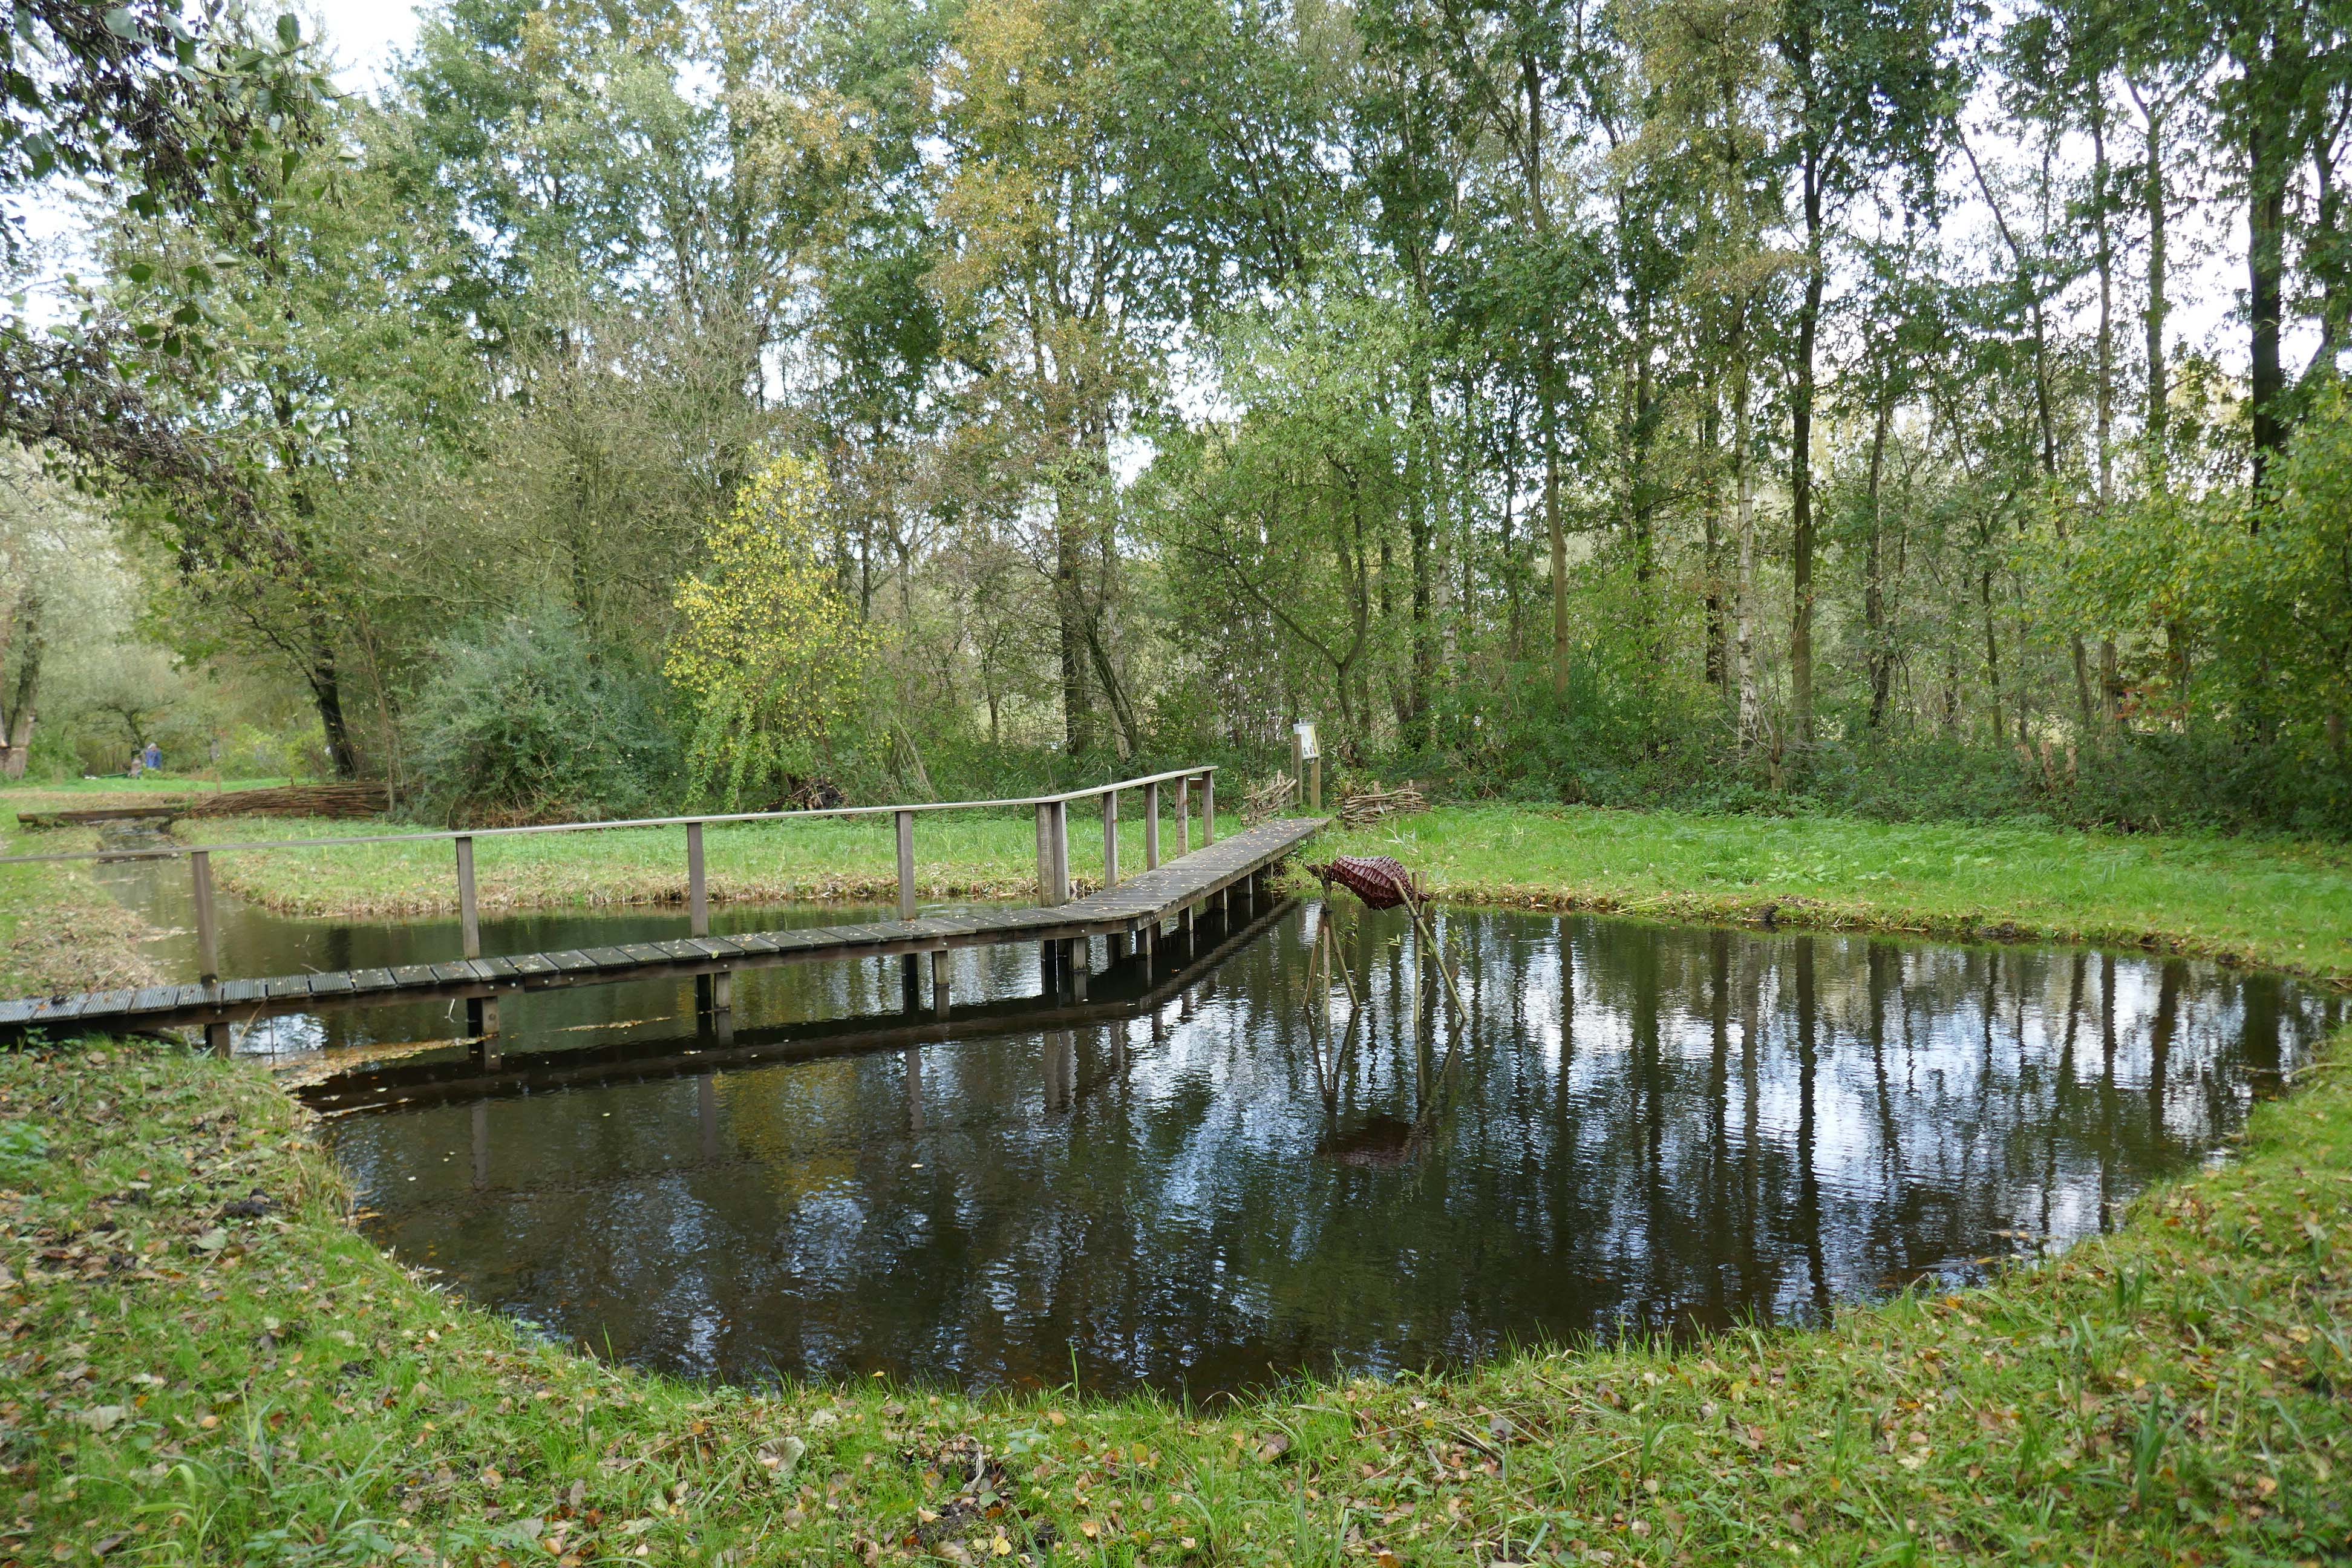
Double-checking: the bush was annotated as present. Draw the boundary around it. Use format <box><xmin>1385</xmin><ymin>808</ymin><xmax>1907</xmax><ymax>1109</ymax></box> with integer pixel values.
<box><xmin>402</xmin><ymin>605</ymin><xmax>681</xmax><ymax>826</ymax></box>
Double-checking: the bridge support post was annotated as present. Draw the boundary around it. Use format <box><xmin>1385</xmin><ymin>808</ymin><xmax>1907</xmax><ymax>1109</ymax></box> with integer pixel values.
<box><xmin>456</xmin><ymin>835</ymin><xmax>499</xmax><ymax>1037</ymax></box>
<box><xmin>687</xmin><ymin>821</ymin><xmax>731</xmax><ymax>1026</ymax></box>
<box><xmin>932</xmin><ymin>949</ymin><xmax>951</xmax><ymax>1017</ymax></box>
<box><xmin>190</xmin><ymin>850</ymin><xmax>231</xmax><ymax>1057</ymax></box>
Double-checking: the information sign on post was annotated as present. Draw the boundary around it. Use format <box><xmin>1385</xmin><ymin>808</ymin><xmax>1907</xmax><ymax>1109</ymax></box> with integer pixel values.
<box><xmin>1292</xmin><ymin>722</ymin><xmax>1322</xmax><ymax>811</ymax></box>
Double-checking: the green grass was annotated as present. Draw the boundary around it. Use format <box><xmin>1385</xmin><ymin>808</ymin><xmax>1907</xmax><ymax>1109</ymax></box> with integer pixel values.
<box><xmin>0</xmin><ymin>775</ymin><xmax>291</xmax><ymax>798</ymax></box>
<box><xmin>6</xmin><ymin>1031</ymin><xmax>2348</xmax><ymax>1566</ymax></box>
<box><xmin>1329</xmin><ymin>805</ymin><xmax>2352</xmax><ymax>982</ymax></box>
<box><xmin>108</xmin><ymin>803</ymin><xmax>2352</xmax><ymax>987</ymax></box>
<box><xmin>4</xmin><ymin>809</ymin><xmax>2351</xmax><ymax>1564</ymax></box>
<box><xmin>169</xmin><ymin>809</ymin><xmax>1249</xmax><ymax>918</ymax></box>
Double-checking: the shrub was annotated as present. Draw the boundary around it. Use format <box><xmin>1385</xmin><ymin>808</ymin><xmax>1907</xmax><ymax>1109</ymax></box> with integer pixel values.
<box><xmin>402</xmin><ymin>604</ymin><xmax>680</xmax><ymax>825</ymax></box>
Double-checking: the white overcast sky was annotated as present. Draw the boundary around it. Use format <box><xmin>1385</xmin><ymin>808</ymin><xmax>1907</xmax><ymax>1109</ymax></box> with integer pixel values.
<box><xmin>309</xmin><ymin>1</ymin><xmax>424</xmax><ymax>90</ymax></box>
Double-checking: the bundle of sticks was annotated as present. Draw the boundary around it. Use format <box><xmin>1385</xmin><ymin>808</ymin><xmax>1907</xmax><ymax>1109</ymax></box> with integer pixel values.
<box><xmin>1337</xmin><ymin>779</ymin><xmax>1426</xmax><ymax>827</ymax></box>
<box><xmin>1241</xmin><ymin>771</ymin><xmax>1296</xmax><ymax>823</ymax></box>
<box><xmin>178</xmin><ymin>782</ymin><xmax>391</xmax><ymax>820</ymax></box>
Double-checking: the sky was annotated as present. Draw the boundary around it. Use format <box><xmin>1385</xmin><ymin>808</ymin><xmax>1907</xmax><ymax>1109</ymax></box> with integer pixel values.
<box><xmin>310</xmin><ymin>1</ymin><xmax>425</xmax><ymax>91</ymax></box>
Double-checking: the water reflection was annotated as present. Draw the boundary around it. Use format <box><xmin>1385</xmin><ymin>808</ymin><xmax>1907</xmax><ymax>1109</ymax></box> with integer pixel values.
<box><xmin>311</xmin><ymin>903</ymin><xmax>2336</xmax><ymax>1399</ymax></box>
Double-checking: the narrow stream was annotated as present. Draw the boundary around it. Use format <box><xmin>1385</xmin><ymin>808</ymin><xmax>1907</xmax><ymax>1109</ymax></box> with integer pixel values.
<box><xmin>94</xmin><ymin>852</ymin><xmax>2344</xmax><ymax>1399</ymax></box>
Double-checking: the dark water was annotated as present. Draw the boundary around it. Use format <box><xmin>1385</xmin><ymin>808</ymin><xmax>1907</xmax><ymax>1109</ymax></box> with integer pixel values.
<box><xmin>94</xmin><ymin>858</ymin><xmax>2344</xmax><ymax>1398</ymax></box>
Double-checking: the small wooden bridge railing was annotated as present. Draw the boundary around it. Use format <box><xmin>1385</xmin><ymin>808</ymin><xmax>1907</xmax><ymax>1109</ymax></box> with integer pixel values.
<box><xmin>1</xmin><ymin>765</ymin><xmax>1223</xmax><ymax>1008</ymax></box>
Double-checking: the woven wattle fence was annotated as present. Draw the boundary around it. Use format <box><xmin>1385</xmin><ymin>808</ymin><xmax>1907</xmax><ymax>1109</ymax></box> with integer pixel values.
<box><xmin>1307</xmin><ymin>854</ymin><xmax>1422</xmax><ymax>910</ymax></box>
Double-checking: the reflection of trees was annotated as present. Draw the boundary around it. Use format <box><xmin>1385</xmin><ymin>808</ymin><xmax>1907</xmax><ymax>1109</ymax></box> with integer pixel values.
<box><xmin>333</xmin><ymin>910</ymin><xmax>2342</xmax><ymax>1396</ymax></box>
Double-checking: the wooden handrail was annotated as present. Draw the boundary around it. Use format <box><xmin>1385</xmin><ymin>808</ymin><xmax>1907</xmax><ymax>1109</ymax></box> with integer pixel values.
<box><xmin>0</xmin><ymin>765</ymin><xmax>1223</xmax><ymax>867</ymax></box>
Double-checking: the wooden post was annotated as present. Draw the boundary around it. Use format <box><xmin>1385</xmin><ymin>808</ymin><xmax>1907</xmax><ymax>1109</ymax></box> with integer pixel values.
<box><xmin>456</xmin><ymin>836</ymin><xmax>482</xmax><ymax>957</ymax></box>
<box><xmin>1201</xmin><ymin>773</ymin><xmax>1215</xmax><ymax>846</ymax></box>
<box><xmin>456</xmin><ymin>835</ymin><xmax>497</xmax><ymax>1037</ymax></box>
<box><xmin>1176</xmin><ymin>776</ymin><xmax>1191</xmax><ymax>857</ymax></box>
<box><xmin>686</xmin><ymin>822</ymin><xmax>708</xmax><ymax>936</ymax></box>
<box><xmin>932</xmin><ymin>948</ymin><xmax>951</xmax><ymax>1016</ymax></box>
<box><xmin>1050</xmin><ymin>800</ymin><xmax>1070</xmax><ymax>904</ymax></box>
<box><xmin>191</xmin><ymin>850</ymin><xmax>218</xmax><ymax>985</ymax></box>
<box><xmin>1102</xmin><ymin>790</ymin><xmax>1119</xmax><ymax>890</ymax></box>
<box><xmin>1310</xmin><ymin>756</ymin><xmax>1322</xmax><ymax>812</ymax></box>
<box><xmin>895</xmin><ymin>810</ymin><xmax>916</xmax><ymax>920</ymax></box>
<box><xmin>1292</xmin><ymin>728</ymin><xmax>1305</xmax><ymax>805</ymax></box>
<box><xmin>1144</xmin><ymin>782</ymin><xmax>1161</xmax><ymax>869</ymax></box>
<box><xmin>191</xmin><ymin>850</ymin><xmax>229</xmax><ymax>1057</ymax></box>
<box><xmin>1036</xmin><ymin>804</ymin><xmax>1055</xmax><ymax>904</ymax></box>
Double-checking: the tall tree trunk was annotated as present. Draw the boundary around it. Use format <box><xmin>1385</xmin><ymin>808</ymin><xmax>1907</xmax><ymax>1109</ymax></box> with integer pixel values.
<box><xmin>2247</xmin><ymin>45</ymin><xmax>2289</xmax><ymax>490</ymax></box>
<box><xmin>310</xmin><ymin>639</ymin><xmax>359</xmax><ymax>780</ymax></box>
<box><xmin>1409</xmin><ymin>336</ymin><xmax>1435</xmax><ymax>740</ymax></box>
<box><xmin>0</xmin><ymin>589</ymin><xmax>41</xmax><ymax>780</ymax></box>
<box><xmin>2135</xmin><ymin>82</ymin><xmax>2169</xmax><ymax>457</ymax></box>
<box><xmin>1980</xmin><ymin>565</ymin><xmax>2004</xmax><ymax>745</ymax></box>
<box><xmin>1733</xmin><ymin>350</ymin><xmax>1762</xmax><ymax>752</ymax></box>
<box><xmin>1702</xmin><ymin>382</ymin><xmax>1726</xmax><ymax>691</ymax></box>
<box><xmin>2088</xmin><ymin>107</ymin><xmax>2117</xmax><ymax>736</ymax></box>
<box><xmin>1523</xmin><ymin>56</ymin><xmax>1568</xmax><ymax>708</ymax></box>
<box><xmin>1863</xmin><ymin>393</ymin><xmax>1893</xmax><ymax>732</ymax></box>
<box><xmin>1789</xmin><ymin>144</ymin><xmax>1822</xmax><ymax>750</ymax></box>
<box><xmin>1056</xmin><ymin>514</ymin><xmax>1091</xmax><ymax>755</ymax></box>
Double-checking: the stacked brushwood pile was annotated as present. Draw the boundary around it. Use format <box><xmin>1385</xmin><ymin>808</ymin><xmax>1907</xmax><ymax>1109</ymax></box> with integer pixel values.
<box><xmin>1242</xmin><ymin>773</ymin><xmax>1296</xmax><ymax>824</ymax></box>
<box><xmin>178</xmin><ymin>782</ymin><xmax>391</xmax><ymax>820</ymax></box>
<box><xmin>1338</xmin><ymin>780</ymin><xmax>1426</xmax><ymax>828</ymax></box>
<box><xmin>21</xmin><ymin>782</ymin><xmax>393</xmax><ymax>829</ymax></box>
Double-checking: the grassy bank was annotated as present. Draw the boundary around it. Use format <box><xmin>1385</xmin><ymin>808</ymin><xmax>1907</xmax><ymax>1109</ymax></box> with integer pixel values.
<box><xmin>2</xmin><ymin>805</ymin><xmax>2350</xmax><ymax>1565</ymax></box>
<box><xmin>70</xmin><ymin>803</ymin><xmax>2352</xmax><ymax>986</ymax></box>
<box><xmin>8</xmin><ymin>1028</ymin><xmax>2349</xmax><ymax>1567</ymax></box>
<box><xmin>1326</xmin><ymin>805</ymin><xmax>2352</xmax><ymax>981</ymax></box>
<box><xmin>166</xmin><ymin>810</ymin><xmax>1247</xmax><ymax>918</ymax></box>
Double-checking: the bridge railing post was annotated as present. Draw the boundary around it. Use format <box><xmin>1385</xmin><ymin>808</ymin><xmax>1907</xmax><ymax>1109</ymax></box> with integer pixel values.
<box><xmin>1050</xmin><ymin>800</ymin><xmax>1070</xmax><ymax>904</ymax></box>
<box><xmin>1101</xmin><ymin>789</ymin><xmax>1119</xmax><ymax>890</ymax></box>
<box><xmin>1035</xmin><ymin>803</ymin><xmax>1055</xmax><ymax>904</ymax></box>
<box><xmin>456</xmin><ymin>835</ymin><xmax>482</xmax><ymax>958</ymax></box>
<box><xmin>1144</xmin><ymin>782</ymin><xmax>1160</xmax><ymax>869</ymax></box>
<box><xmin>456</xmin><ymin>834</ymin><xmax>499</xmax><ymax>1038</ymax></box>
<box><xmin>191</xmin><ymin>849</ymin><xmax>218</xmax><ymax>985</ymax></box>
<box><xmin>1175</xmin><ymin>775</ymin><xmax>1191</xmax><ymax>858</ymax></box>
<box><xmin>895</xmin><ymin>809</ymin><xmax>916</xmax><ymax>920</ymax></box>
<box><xmin>686</xmin><ymin>822</ymin><xmax>708</xmax><ymax>936</ymax></box>
<box><xmin>1201</xmin><ymin>772</ymin><xmax>1215</xmax><ymax>846</ymax></box>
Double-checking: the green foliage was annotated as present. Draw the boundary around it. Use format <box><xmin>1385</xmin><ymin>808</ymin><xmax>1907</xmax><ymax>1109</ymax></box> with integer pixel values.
<box><xmin>403</xmin><ymin>604</ymin><xmax>679</xmax><ymax>826</ymax></box>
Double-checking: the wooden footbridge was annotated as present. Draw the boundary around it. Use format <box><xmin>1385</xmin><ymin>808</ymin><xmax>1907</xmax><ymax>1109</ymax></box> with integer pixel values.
<box><xmin>0</xmin><ymin>767</ymin><xmax>1325</xmax><ymax>1052</ymax></box>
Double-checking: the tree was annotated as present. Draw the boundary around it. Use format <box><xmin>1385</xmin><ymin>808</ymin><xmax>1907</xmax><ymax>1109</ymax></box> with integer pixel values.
<box><xmin>668</xmin><ymin>454</ymin><xmax>877</xmax><ymax>806</ymax></box>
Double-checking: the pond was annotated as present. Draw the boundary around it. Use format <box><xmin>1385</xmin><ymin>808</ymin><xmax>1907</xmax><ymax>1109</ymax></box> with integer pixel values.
<box><xmin>96</xmin><ymin>855</ymin><xmax>2345</xmax><ymax>1399</ymax></box>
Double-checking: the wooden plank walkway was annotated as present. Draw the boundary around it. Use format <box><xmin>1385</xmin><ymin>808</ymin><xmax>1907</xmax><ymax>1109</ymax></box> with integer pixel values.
<box><xmin>0</xmin><ymin>817</ymin><xmax>1325</xmax><ymax>1039</ymax></box>
<box><xmin>301</xmin><ymin>885</ymin><xmax>1296</xmax><ymax>1117</ymax></box>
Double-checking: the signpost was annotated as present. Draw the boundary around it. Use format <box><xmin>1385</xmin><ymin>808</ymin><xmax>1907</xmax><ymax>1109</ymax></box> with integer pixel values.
<box><xmin>1292</xmin><ymin>722</ymin><xmax>1322</xmax><ymax>812</ymax></box>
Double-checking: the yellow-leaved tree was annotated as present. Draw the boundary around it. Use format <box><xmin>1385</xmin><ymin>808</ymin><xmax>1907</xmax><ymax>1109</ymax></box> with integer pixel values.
<box><xmin>668</xmin><ymin>454</ymin><xmax>875</xmax><ymax>807</ymax></box>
